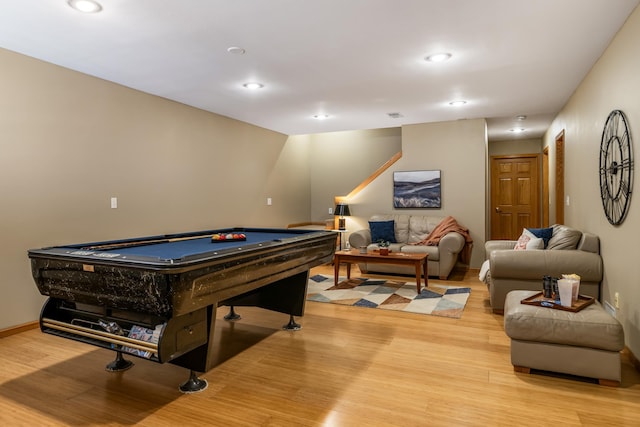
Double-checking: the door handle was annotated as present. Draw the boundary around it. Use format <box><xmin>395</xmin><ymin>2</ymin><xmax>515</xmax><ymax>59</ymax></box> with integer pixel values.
<box><xmin>495</xmin><ymin>207</ymin><xmax>501</xmax><ymax>212</ymax></box>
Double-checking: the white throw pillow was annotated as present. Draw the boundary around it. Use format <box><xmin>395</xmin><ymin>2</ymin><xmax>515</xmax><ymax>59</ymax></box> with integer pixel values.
<box><xmin>525</xmin><ymin>237</ymin><xmax>544</xmax><ymax>250</ymax></box>
<box><xmin>514</xmin><ymin>229</ymin><xmax>544</xmax><ymax>251</ymax></box>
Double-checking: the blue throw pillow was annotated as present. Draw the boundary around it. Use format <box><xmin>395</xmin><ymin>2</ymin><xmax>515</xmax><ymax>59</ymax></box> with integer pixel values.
<box><xmin>527</xmin><ymin>227</ymin><xmax>553</xmax><ymax>248</ymax></box>
<box><xmin>369</xmin><ymin>220</ymin><xmax>396</xmax><ymax>243</ymax></box>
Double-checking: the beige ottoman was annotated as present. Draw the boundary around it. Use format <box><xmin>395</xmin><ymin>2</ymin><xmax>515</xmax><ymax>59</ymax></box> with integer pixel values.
<box><xmin>504</xmin><ymin>290</ymin><xmax>624</xmax><ymax>386</ymax></box>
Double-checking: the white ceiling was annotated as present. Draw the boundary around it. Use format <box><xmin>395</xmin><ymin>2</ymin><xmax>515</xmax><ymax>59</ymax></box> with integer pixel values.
<box><xmin>1</xmin><ymin>0</ymin><xmax>638</xmax><ymax>141</ymax></box>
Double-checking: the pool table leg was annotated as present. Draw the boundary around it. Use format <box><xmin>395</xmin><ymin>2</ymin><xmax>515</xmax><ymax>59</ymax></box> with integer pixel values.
<box><xmin>105</xmin><ymin>351</ymin><xmax>134</xmax><ymax>372</ymax></box>
<box><xmin>223</xmin><ymin>305</ymin><xmax>241</xmax><ymax>321</ymax></box>
<box><xmin>179</xmin><ymin>370</ymin><xmax>208</xmax><ymax>394</ymax></box>
<box><xmin>282</xmin><ymin>314</ymin><xmax>301</xmax><ymax>331</ymax></box>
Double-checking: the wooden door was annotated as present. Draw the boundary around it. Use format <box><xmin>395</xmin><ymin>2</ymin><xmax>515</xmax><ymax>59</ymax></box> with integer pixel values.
<box><xmin>490</xmin><ymin>155</ymin><xmax>541</xmax><ymax>240</ymax></box>
<box><xmin>555</xmin><ymin>131</ymin><xmax>565</xmax><ymax>224</ymax></box>
<box><xmin>542</xmin><ymin>147</ymin><xmax>550</xmax><ymax>227</ymax></box>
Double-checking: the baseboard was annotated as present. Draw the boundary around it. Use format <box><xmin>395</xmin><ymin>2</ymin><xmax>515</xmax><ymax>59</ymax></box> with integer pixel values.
<box><xmin>0</xmin><ymin>320</ymin><xmax>39</xmax><ymax>338</ymax></box>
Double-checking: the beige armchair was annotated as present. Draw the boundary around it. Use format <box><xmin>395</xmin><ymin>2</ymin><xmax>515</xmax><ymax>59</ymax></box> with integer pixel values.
<box><xmin>483</xmin><ymin>225</ymin><xmax>602</xmax><ymax>313</ymax></box>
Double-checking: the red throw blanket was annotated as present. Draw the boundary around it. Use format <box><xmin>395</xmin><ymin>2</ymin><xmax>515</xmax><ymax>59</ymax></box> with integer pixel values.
<box><xmin>411</xmin><ymin>216</ymin><xmax>473</xmax><ymax>264</ymax></box>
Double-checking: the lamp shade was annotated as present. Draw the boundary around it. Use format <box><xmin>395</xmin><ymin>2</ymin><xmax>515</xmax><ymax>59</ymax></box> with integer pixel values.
<box><xmin>334</xmin><ymin>203</ymin><xmax>351</xmax><ymax>217</ymax></box>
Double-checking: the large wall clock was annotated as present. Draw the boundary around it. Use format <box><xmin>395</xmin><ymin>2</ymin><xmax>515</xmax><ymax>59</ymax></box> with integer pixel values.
<box><xmin>599</xmin><ymin>109</ymin><xmax>633</xmax><ymax>225</ymax></box>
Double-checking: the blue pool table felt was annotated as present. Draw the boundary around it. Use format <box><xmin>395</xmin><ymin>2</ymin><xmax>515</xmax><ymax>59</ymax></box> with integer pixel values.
<box><xmin>102</xmin><ymin>231</ymin><xmax>300</xmax><ymax>260</ymax></box>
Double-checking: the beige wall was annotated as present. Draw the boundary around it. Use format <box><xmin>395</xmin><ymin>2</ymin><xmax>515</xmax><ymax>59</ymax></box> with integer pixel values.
<box><xmin>308</xmin><ymin>128</ymin><xmax>401</xmax><ymax>222</ymax></box>
<box><xmin>489</xmin><ymin>138</ymin><xmax>542</xmax><ymax>156</ymax></box>
<box><xmin>0</xmin><ymin>48</ymin><xmax>312</xmax><ymax>329</ymax></box>
<box><xmin>345</xmin><ymin>119</ymin><xmax>488</xmax><ymax>268</ymax></box>
<box><xmin>543</xmin><ymin>5</ymin><xmax>640</xmax><ymax>355</ymax></box>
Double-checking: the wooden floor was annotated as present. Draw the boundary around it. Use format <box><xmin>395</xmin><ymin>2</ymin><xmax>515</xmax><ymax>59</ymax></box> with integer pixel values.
<box><xmin>1</xmin><ymin>265</ymin><xmax>640</xmax><ymax>426</ymax></box>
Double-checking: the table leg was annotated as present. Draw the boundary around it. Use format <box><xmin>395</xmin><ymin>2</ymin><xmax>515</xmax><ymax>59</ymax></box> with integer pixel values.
<box><xmin>334</xmin><ymin>256</ymin><xmax>340</xmax><ymax>285</ymax></box>
<box><xmin>423</xmin><ymin>260</ymin><xmax>428</xmax><ymax>288</ymax></box>
<box><xmin>415</xmin><ymin>262</ymin><xmax>421</xmax><ymax>294</ymax></box>
<box><xmin>346</xmin><ymin>263</ymin><xmax>351</xmax><ymax>279</ymax></box>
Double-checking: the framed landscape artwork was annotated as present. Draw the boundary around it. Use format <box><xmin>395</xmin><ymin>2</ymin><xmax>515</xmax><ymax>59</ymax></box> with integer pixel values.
<box><xmin>393</xmin><ymin>170</ymin><xmax>441</xmax><ymax>208</ymax></box>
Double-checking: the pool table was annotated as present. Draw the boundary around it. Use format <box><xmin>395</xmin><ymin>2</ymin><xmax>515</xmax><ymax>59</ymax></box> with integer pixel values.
<box><xmin>28</xmin><ymin>227</ymin><xmax>336</xmax><ymax>392</ymax></box>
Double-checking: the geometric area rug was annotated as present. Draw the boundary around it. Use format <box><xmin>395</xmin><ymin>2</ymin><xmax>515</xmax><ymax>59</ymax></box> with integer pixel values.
<box><xmin>307</xmin><ymin>274</ymin><xmax>471</xmax><ymax>319</ymax></box>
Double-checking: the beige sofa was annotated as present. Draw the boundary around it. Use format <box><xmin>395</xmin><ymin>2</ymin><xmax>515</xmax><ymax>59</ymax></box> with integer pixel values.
<box><xmin>347</xmin><ymin>214</ymin><xmax>467</xmax><ymax>279</ymax></box>
<box><xmin>483</xmin><ymin>224</ymin><xmax>603</xmax><ymax>313</ymax></box>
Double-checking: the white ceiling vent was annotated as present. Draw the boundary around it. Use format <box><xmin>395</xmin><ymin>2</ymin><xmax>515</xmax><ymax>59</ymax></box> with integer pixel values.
<box><xmin>387</xmin><ymin>112</ymin><xmax>404</xmax><ymax>118</ymax></box>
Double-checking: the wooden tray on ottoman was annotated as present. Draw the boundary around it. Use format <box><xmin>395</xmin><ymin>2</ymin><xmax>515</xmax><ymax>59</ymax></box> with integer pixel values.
<box><xmin>520</xmin><ymin>292</ymin><xmax>595</xmax><ymax>312</ymax></box>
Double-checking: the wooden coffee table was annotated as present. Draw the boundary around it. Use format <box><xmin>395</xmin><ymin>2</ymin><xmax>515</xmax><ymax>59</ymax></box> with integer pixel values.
<box><xmin>333</xmin><ymin>250</ymin><xmax>428</xmax><ymax>293</ymax></box>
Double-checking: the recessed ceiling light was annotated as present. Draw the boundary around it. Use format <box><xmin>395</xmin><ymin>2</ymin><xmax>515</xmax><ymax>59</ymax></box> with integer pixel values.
<box><xmin>425</xmin><ymin>53</ymin><xmax>452</xmax><ymax>63</ymax></box>
<box><xmin>313</xmin><ymin>114</ymin><xmax>330</xmax><ymax>120</ymax></box>
<box><xmin>448</xmin><ymin>100</ymin><xmax>467</xmax><ymax>106</ymax></box>
<box><xmin>243</xmin><ymin>82</ymin><xmax>264</xmax><ymax>90</ymax></box>
<box><xmin>227</xmin><ymin>46</ymin><xmax>246</xmax><ymax>55</ymax></box>
<box><xmin>510</xmin><ymin>128</ymin><xmax>526</xmax><ymax>133</ymax></box>
<box><xmin>67</xmin><ymin>0</ymin><xmax>102</xmax><ymax>13</ymax></box>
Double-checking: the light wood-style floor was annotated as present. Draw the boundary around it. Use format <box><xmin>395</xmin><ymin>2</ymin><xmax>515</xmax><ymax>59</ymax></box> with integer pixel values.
<box><xmin>1</xmin><ymin>265</ymin><xmax>640</xmax><ymax>426</ymax></box>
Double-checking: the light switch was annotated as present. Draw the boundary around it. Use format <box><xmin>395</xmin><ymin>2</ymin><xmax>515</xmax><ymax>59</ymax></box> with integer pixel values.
<box><xmin>111</xmin><ymin>197</ymin><xmax>118</xmax><ymax>209</ymax></box>
<box><xmin>267</xmin><ymin>197</ymin><xmax>272</xmax><ymax>206</ymax></box>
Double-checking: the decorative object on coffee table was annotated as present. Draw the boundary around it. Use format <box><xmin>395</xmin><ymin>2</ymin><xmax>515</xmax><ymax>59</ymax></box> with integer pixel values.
<box><xmin>377</xmin><ymin>239</ymin><xmax>390</xmax><ymax>255</ymax></box>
